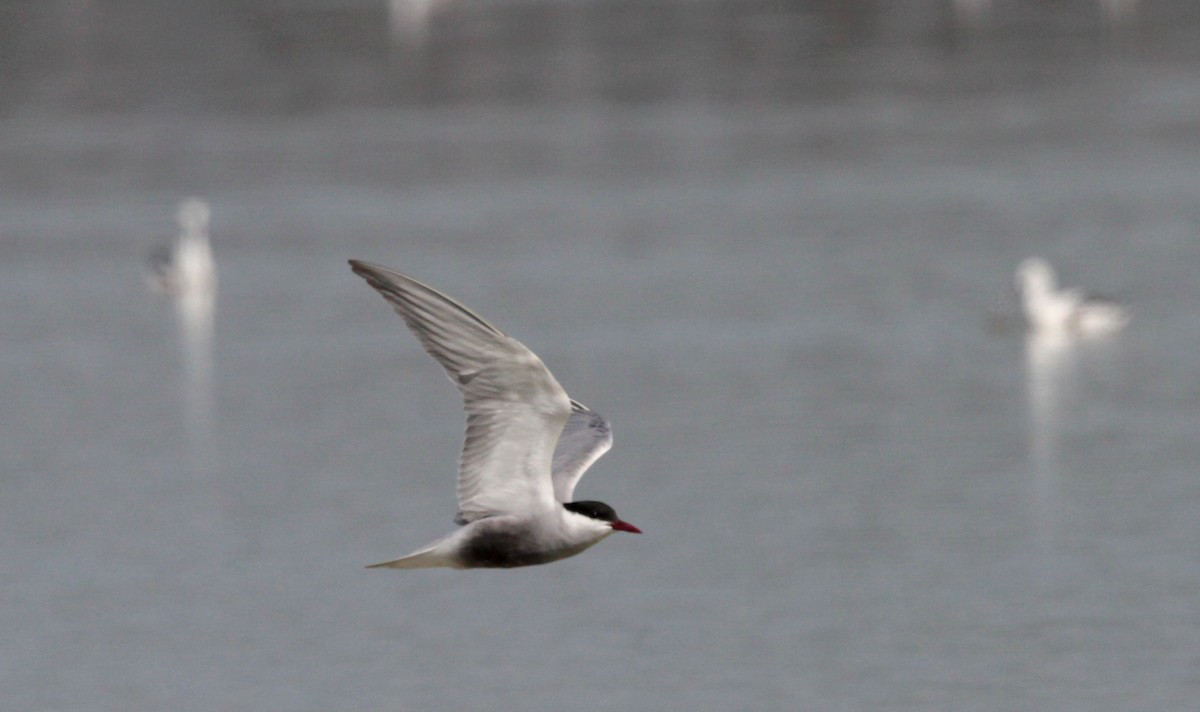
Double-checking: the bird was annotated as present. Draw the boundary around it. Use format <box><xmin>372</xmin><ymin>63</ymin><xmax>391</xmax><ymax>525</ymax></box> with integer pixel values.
<box><xmin>1015</xmin><ymin>257</ymin><xmax>1129</xmax><ymax>336</ymax></box>
<box><xmin>348</xmin><ymin>260</ymin><xmax>640</xmax><ymax>569</ymax></box>
<box><xmin>147</xmin><ymin>198</ymin><xmax>217</xmax><ymax>296</ymax></box>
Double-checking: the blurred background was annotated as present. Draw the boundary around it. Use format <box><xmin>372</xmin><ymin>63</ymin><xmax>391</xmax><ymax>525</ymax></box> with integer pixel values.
<box><xmin>3</xmin><ymin>0</ymin><xmax>1200</xmax><ymax>710</ymax></box>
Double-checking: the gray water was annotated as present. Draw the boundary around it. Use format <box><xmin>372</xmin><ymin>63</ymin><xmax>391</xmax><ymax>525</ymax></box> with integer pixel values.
<box><xmin>4</xmin><ymin>1</ymin><xmax>1200</xmax><ymax>710</ymax></box>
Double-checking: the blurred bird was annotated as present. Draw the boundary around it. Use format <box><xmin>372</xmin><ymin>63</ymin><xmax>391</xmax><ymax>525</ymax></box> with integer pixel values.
<box><xmin>1015</xmin><ymin>257</ymin><xmax>1128</xmax><ymax>336</ymax></box>
<box><xmin>147</xmin><ymin>198</ymin><xmax>216</xmax><ymax>296</ymax></box>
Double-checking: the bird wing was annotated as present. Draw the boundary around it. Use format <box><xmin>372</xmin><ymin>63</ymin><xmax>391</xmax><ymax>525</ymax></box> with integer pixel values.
<box><xmin>551</xmin><ymin>400</ymin><xmax>613</xmax><ymax>503</ymax></box>
<box><xmin>349</xmin><ymin>261</ymin><xmax>571</xmax><ymax>524</ymax></box>
<box><xmin>1059</xmin><ymin>286</ymin><xmax>1086</xmax><ymax>307</ymax></box>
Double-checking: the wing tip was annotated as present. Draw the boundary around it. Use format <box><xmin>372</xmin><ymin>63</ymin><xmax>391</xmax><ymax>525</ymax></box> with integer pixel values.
<box><xmin>348</xmin><ymin>260</ymin><xmax>509</xmax><ymax>339</ymax></box>
<box><xmin>569</xmin><ymin>399</ymin><xmax>609</xmax><ymax>433</ymax></box>
<box><xmin>349</xmin><ymin>259</ymin><xmax>387</xmax><ymax>281</ymax></box>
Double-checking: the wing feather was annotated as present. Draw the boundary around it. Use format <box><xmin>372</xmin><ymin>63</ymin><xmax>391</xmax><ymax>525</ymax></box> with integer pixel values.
<box><xmin>551</xmin><ymin>400</ymin><xmax>613</xmax><ymax>503</ymax></box>
<box><xmin>349</xmin><ymin>261</ymin><xmax>571</xmax><ymax>523</ymax></box>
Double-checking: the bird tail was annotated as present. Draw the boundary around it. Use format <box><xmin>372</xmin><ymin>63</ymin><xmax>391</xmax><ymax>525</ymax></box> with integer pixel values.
<box><xmin>365</xmin><ymin>548</ymin><xmax>449</xmax><ymax>570</ymax></box>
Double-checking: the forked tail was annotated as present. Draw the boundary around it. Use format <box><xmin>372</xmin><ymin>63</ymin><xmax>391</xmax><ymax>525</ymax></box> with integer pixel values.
<box><xmin>365</xmin><ymin>548</ymin><xmax>450</xmax><ymax>570</ymax></box>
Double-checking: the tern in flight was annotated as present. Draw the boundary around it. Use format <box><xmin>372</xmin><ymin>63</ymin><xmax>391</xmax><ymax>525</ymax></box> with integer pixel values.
<box><xmin>349</xmin><ymin>261</ymin><xmax>640</xmax><ymax>569</ymax></box>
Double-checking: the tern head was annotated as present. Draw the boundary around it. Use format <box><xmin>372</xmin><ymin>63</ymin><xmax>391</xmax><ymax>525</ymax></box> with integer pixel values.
<box><xmin>563</xmin><ymin>500</ymin><xmax>642</xmax><ymax>534</ymax></box>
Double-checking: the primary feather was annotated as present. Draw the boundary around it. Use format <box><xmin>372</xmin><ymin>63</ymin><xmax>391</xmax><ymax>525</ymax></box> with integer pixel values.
<box><xmin>552</xmin><ymin>400</ymin><xmax>614</xmax><ymax>503</ymax></box>
<box><xmin>349</xmin><ymin>261</ymin><xmax>576</xmax><ymax>524</ymax></box>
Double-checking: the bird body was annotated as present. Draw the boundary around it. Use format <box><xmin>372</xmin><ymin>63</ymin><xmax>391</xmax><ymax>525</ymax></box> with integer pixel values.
<box><xmin>349</xmin><ymin>261</ymin><xmax>639</xmax><ymax>570</ymax></box>
<box><xmin>366</xmin><ymin>505</ymin><xmax>625</xmax><ymax>569</ymax></box>
<box><xmin>148</xmin><ymin>198</ymin><xmax>216</xmax><ymax>296</ymax></box>
<box><xmin>1015</xmin><ymin>257</ymin><xmax>1128</xmax><ymax>336</ymax></box>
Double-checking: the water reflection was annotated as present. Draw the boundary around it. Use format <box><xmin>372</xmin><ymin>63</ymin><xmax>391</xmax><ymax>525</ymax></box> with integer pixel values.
<box><xmin>949</xmin><ymin>0</ymin><xmax>1138</xmax><ymax>33</ymax></box>
<box><xmin>175</xmin><ymin>286</ymin><xmax>215</xmax><ymax>472</ymax></box>
<box><xmin>1024</xmin><ymin>324</ymin><xmax>1127</xmax><ymax>548</ymax></box>
<box><xmin>147</xmin><ymin>199</ymin><xmax>218</xmax><ymax>474</ymax></box>
<box><xmin>1024</xmin><ymin>330</ymin><xmax>1078</xmax><ymax>544</ymax></box>
<box><xmin>166</xmin><ymin>214</ymin><xmax>219</xmax><ymax>559</ymax></box>
<box><xmin>387</xmin><ymin>0</ymin><xmax>443</xmax><ymax>47</ymax></box>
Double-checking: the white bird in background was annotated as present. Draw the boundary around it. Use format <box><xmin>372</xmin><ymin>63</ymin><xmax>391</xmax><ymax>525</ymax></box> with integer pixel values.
<box><xmin>1015</xmin><ymin>256</ymin><xmax>1129</xmax><ymax>336</ymax></box>
<box><xmin>148</xmin><ymin>198</ymin><xmax>217</xmax><ymax>296</ymax></box>
<box><xmin>349</xmin><ymin>260</ymin><xmax>640</xmax><ymax>570</ymax></box>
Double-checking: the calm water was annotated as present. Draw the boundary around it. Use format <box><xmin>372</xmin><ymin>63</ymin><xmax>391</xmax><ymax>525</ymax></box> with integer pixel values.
<box><xmin>4</xmin><ymin>1</ymin><xmax>1200</xmax><ymax>710</ymax></box>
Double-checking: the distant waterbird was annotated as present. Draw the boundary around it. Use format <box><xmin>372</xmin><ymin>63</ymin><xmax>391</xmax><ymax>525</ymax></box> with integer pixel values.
<box><xmin>349</xmin><ymin>260</ymin><xmax>640</xmax><ymax>570</ymax></box>
<box><xmin>147</xmin><ymin>198</ymin><xmax>216</xmax><ymax>297</ymax></box>
<box><xmin>1015</xmin><ymin>257</ymin><xmax>1129</xmax><ymax>336</ymax></box>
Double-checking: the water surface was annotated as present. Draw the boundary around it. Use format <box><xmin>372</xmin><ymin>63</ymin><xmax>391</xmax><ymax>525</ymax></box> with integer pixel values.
<box><xmin>3</xmin><ymin>1</ymin><xmax>1200</xmax><ymax>710</ymax></box>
